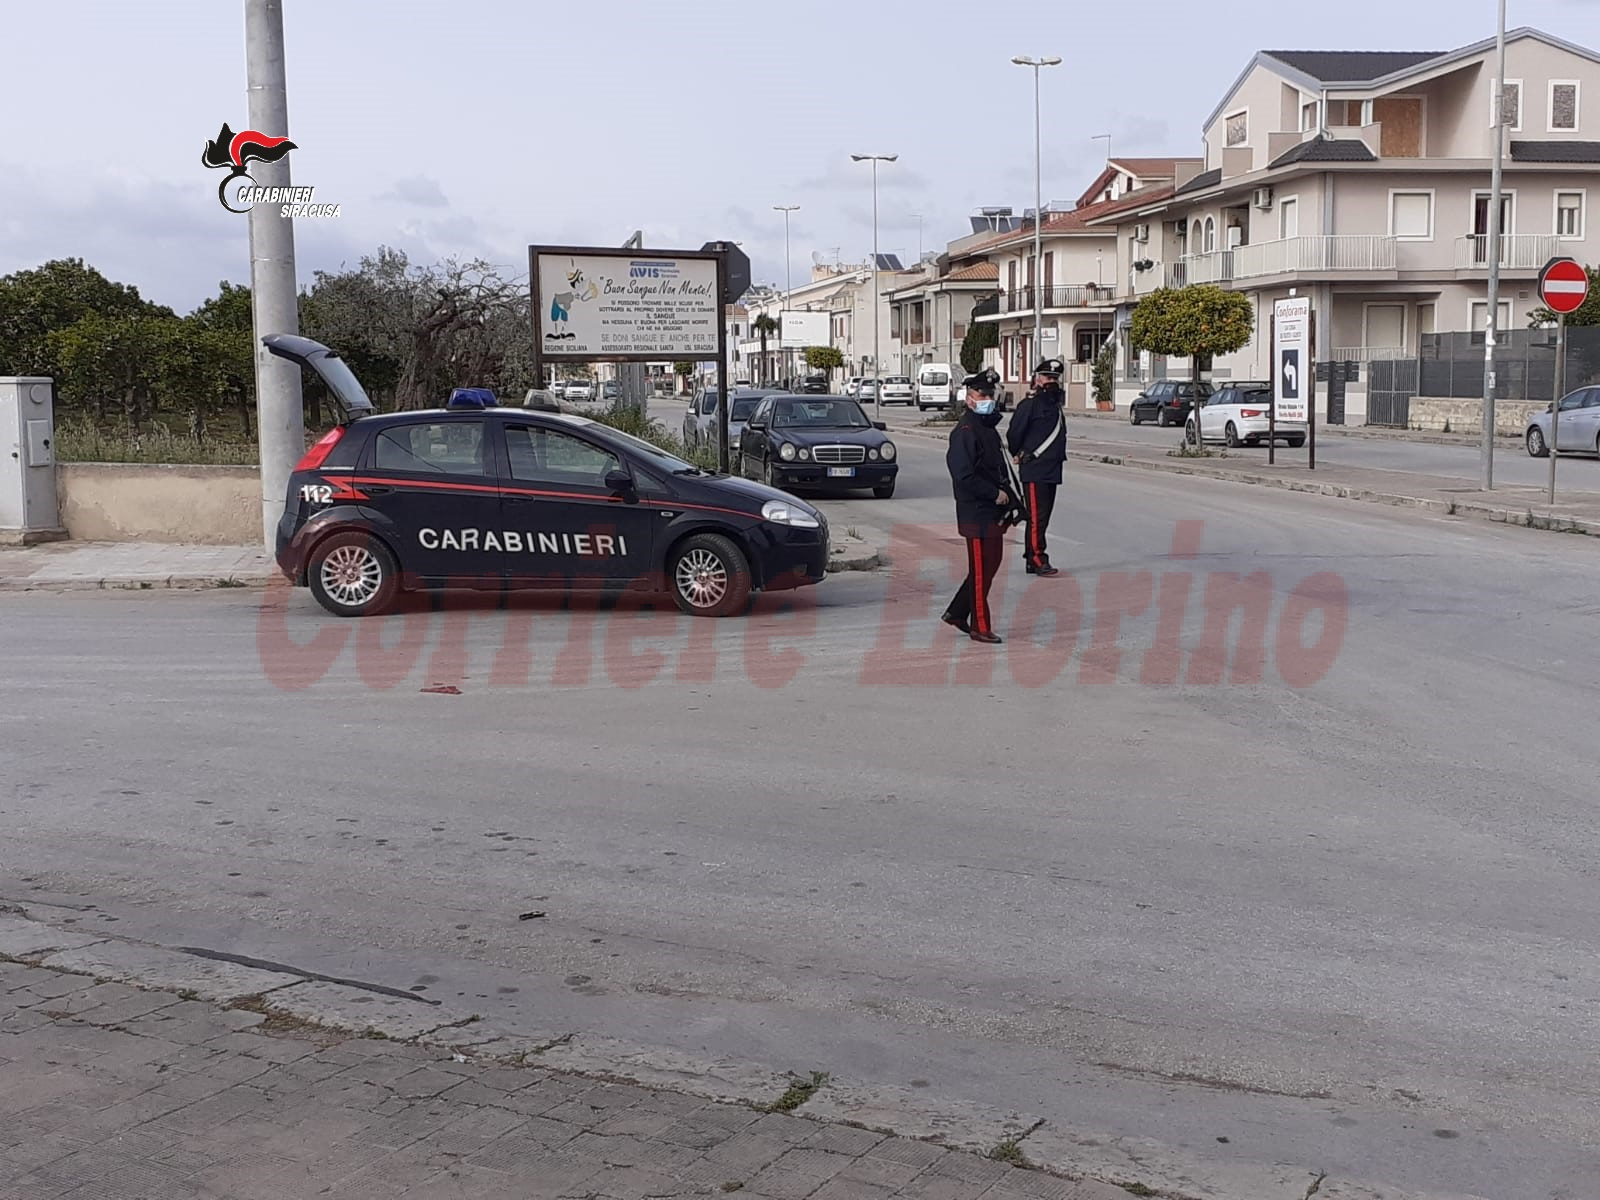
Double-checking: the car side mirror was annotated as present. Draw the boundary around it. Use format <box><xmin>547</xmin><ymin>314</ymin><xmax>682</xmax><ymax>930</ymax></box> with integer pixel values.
<box><xmin>873</xmin><ymin>421</ymin><xmax>887</xmax><ymax>431</ymax></box>
<box><xmin>604</xmin><ymin>467</ymin><xmax>636</xmax><ymax>499</ymax></box>
<box><xmin>747</xmin><ymin>419</ymin><xmax>766</xmax><ymax>431</ymax></box>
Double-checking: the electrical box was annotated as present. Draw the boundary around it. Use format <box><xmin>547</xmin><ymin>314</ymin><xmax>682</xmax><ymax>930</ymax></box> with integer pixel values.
<box><xmin>0</xmin><ymin>376</ymin><xmax>65</xmax><ymax>541</ymax></box>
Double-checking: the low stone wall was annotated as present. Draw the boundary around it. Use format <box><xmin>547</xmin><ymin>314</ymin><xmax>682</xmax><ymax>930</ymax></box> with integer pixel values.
<box><xmin>1407</xmin><ymin>397</ymin><xmax>1544</xmax><ymax>436</ymax></box>
<box><xmin>57</xmin><ymin>464</ymin><xmax>260</xmax><ymax>544</ymax></box>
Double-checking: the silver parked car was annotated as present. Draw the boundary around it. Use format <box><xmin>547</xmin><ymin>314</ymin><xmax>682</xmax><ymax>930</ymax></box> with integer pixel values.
<box><xmin>683</xmin><ymin>387</ymin><xmax>782</xmax><ymax>452</ymax></box>
<box><xmin>1526</xmin><ymin>386</ymin><xmax>1600</xmax><ymax>457</ymax></box>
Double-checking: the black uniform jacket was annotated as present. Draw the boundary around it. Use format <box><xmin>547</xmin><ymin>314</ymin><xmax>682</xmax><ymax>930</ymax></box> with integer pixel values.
<box><xmin>948</xmin><ymin>408</ymin><xmax>1013</xmax><ymax>537</ymax></box>
<box><xmin>1006</xmin><ymin>384</ymin><xmax>1067</xmax><ymax>485</ymax></box>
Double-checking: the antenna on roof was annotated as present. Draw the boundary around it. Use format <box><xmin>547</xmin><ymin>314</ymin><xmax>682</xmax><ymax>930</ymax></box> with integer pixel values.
<box><xmin>1093</xmin><ymin>134</ymin><xmax>1112</xmax><ymax>163</ymax></box>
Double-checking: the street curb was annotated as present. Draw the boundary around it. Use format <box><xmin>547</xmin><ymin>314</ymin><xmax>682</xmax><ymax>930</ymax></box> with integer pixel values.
<box><xmin>0</xmin><ymin>574</ymin><xmax>270</xmax><ymax>593</ymax></box>
<box><xmin>1069</xmin><ymin>446</ymin><xmax>1600</xmax><ymax>537</ymax></box>
<box><xmin>0</xmin><ymin>912</ymin><xmax>1483</xmax><ymax>1200</ymax></box>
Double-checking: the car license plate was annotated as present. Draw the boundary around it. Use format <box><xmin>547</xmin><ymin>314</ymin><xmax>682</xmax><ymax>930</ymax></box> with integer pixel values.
<box><xmin>827</xmin><ymin>467</ymin><xmax>855</xmax><ymax>478</ymax></box>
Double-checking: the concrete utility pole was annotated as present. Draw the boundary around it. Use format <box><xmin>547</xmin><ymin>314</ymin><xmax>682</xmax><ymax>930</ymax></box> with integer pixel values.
<box><xmin>852</xmin><ymin>154</ymin><xmax>896</xmax><ymax>418</ymax></box>
<box><xmin>1014</xmin><ymin>56</ymin><xmax>1061</xmax><ymax>369</ymax></box>
<box><xmin>1482</xmin><ymin>0</ymin><xmax>1508</xmax><ymax>490</ymax></box>
<box><xmin>245</xmin><ymin>0</ymin><xmax>304</xmax><ymax>551</ymax></box>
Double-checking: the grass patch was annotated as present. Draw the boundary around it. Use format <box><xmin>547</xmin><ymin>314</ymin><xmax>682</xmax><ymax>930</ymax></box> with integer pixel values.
<box><xmin>720</xmin><ymin>1183</ymin><xmax>744</xmax><ymax>1193</ymax></box>
<box><xmin>987</xmin><ymin>1139</ymin><xmax>1030</xmax><ymax>1167</ymax></box>
<box><xmin>1118</xmin><ymin>1184</ymin><xmax>1159</xmax><ymax>1197</ymax></box>
<box><xmin>763</xmin><ymin>1071</ymin><xmax>829</xmax><ymax>1113</ymax></box>
<box><xmin>213</xmin><ymin>577</ymin><xmax>247</xmax><ymax>588</ymax></box>
<box><xmin>55</xmin><ymin>418</ymin><xmax>260</xmax><ymax>466</ymax></box>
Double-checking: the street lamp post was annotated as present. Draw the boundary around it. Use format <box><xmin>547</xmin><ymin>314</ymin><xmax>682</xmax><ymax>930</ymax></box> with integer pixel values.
<box><xmin>1013</xmin><ymin>56</ymin><xmax>1061</xmax><ymax>375</ymax></box>
<box><xmin>1482</xmin><ymin>0</ymin><xmax>1508</xmax><ymax>490</ymax></box>
<box><xmin>774</xmin><ymin>205</ymin><xmax>799</xmax><ymax>387</ymax></box>
<box><xmin>852</xmin><ymin>154</ymin><xmax>897</xmax><ymax>418</ymax></box>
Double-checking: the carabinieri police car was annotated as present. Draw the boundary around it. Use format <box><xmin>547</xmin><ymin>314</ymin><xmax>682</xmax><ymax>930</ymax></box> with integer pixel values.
<box><xmin>263</xmin><ymin>335</ymin><xmax>829</xmax><ymax>618</ymax></box>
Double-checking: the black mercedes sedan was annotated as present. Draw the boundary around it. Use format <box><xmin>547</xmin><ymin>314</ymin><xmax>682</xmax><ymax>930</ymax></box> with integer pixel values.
<box><xmin>737</xmin><ymin>395</ymin><xmax>899</xmax><ymax>498</ymax></box>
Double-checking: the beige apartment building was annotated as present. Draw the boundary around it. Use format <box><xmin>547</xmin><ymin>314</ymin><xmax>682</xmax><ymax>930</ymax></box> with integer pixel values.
<box><xmin>968</xmin><ymin>160</ymin><xmax>1200</xmax><ymax>407</ymax></box>
<box><xmin>1088</xmin><ymin>27</ymin><xmax>1600</xmax><ymax>423</ymax></box>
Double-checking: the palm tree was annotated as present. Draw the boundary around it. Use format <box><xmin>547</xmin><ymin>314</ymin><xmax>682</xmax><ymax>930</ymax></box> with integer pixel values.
<box><xmin>753</xmin><ymin>314</ymin><xmax>780</xmax><ymax>386</ymax></box>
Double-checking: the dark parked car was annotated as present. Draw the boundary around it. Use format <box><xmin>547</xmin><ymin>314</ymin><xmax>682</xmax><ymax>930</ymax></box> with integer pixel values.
<box><xmin>738</xmin><ymin>395</ymin><xmax>898</xmax><ymax>498</ymax></box>
<box><xmin>1129</xmin><ymin>379</ymin><xmax>1215</xmax><ymax>426</ymax></box>
<box><xmin>800</xmin><ymin>374</ymin><xmax>830</xmax><ymax>394</ymax></box>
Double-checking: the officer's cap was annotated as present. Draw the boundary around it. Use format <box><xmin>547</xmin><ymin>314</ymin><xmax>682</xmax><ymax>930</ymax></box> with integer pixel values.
<box><xmin>1033</xmin><ymin>358</ymin><xmax>1065</xmax><ymax>378</ymax></box>
<box><xmin>961</xmin><ymin>368</ymin><xmax>1000</xmax><ymax>396</ymax></box>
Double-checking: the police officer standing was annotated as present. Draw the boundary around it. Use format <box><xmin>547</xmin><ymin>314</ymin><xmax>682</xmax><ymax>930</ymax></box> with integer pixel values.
<box><xmin>1006</xmin><ymin>357</ymin><xmax>1068</xmax><ymax>576</ymax></box>
<box><xmin>942</xmin><ymin>368</ymin><xmax>1021</xmax><ymax>645</ymax></box>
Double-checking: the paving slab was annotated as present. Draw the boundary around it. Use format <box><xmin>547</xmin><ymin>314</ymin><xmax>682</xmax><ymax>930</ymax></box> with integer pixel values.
<box><xmin>0</xmin><ymin>916</ymin><xmax>109</xmax><ymax>958</ymax></box>
<box><xmin>0</xmin><ymin>541</ymin><xmax>274</xmax><ymax>591</ymax></box>
<box><xmin>256</xmin><ymin>978</ymin><xmax>476</xmax><ymax>1041</ymax></box>
<box><xmin>533</xmin><ymin>1033</ymin><xmax>799</xmax><ymax>1108</ymax></box>
<box><xmin>37</xmin><ymin>940</ymin><xmax>300</xmax><ymax>1004</ymax></box>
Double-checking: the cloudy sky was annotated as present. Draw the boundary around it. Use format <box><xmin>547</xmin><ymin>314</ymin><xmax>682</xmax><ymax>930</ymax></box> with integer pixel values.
<box><xmin>3</xmin><ymin>0</ymin><xmax>1598</xmax><ymax>314</ymax></box>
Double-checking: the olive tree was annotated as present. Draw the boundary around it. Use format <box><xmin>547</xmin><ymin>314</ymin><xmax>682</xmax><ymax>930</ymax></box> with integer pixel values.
<box><xmin>1129</xmin><ymin>285</ymin><xmax>1254</xmax><ymax>449</ymax></box>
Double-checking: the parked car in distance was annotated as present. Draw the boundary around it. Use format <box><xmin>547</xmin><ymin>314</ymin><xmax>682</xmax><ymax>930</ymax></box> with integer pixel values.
<box><xmin>1184</xmin><ymin>383</ymin><xmax>1305</xmax><ymax>448</ymax></box>
<box><xmin>684</xmin><ymin>387</ymin><xmax>783</xmax><ymax>451</ymax></box>
<box><xmin>800</xmin><ymin>374</ymin><xmax>830</xmax><ymax>394</ymax></box>
<box><xmin>1129</xmin><ymin>379</ymin><xmax>1214</xmax><ymax>426</ymax></box>
<box><xmin>738</xmin><ymin>395</ymin><xmax>898</xmax><ymax>498</ymax></box>
<box><xmin>857</xmin><ymin>379</ymin><xmax>881</xmax><ymax>403</ymax></box>
<box><xmin>563</xmin><ymin>379</ymin><xmax>595</xmax><ymax>402</ymax></box>
<box><xmin>1525</xmin><ymin>386</ymin><xmax>1600</xmax><ymax>457</ymax></box>
<box><xmin>880</xmin><ymin>376</ymin><xmax>914</xmax><ymax>405</ymax></box>
<box><xmin>916</xmin><ymin>364</ymin><xmax>955</xmax><ymax>410</ymax></box>
<box><xmin>601</xmin><ymin>380</ymin><xmax>622</xmax><ymax>402</ymax></box>
<box><xmin>844</xmin><ymin>377</ymin><xmax>864</xmax><ymax>398</ymax></box>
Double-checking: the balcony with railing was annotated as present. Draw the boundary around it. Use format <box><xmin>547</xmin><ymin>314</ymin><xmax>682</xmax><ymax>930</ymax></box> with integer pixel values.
<box><xmin>1233</xmin><ymin>235</ymin><xmax>1396</xmax><ymax>278</ymax></box>
<box><xmin>1454</xmin><ymin>235</ymin><xmax>1561</xmax><ymax>271</ymax></box>
<box><xmin>996</xmin><ymin>284</ymin><xmax>1118</xmax><ymax>314</ymax></box>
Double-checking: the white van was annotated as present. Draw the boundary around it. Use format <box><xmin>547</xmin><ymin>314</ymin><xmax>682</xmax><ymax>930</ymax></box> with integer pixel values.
<box><xmin>916</xmin><ymin>363</ymin><xmax>955</xmax><ymax>411</ymax></box>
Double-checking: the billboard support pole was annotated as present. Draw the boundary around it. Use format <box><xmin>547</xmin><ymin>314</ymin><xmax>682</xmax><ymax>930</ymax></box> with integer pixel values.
<box><xmin>1268</xmin><ymin>312</ymin><xmax>1277</xmax><ymax>467</ymax></box>
<box><xmin>1309</xmin><ymin>302</ymin><xmax>1317</xmax><ymax>471</ymax></box>
<box><xmin>717</xmin><ymin>248</ymin><xmax>731</xmax><ymax>474</ymax></box>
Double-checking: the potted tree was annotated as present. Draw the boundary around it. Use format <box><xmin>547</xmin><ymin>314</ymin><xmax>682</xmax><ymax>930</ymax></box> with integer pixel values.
<box><xmin>1092</xmin><ymin>338</ymin><xmax>1116</xmax><ymax>411</ymax></box>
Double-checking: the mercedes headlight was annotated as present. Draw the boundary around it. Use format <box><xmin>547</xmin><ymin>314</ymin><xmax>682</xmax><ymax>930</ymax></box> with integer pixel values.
<box><xmin>779</xmin><ymin>442</ymin><xmax>797</xmax><ymax>461</ymax></box>
<box><xmin>798</xmin><ymin>447</ymin><xmax>812</xmax><ymax>460</ymax></box>
<box><xmin>880</xmin><ymin>441</ymin><xmax>896</xmax><ymax>461</ymax></box>
<box><xmin>867</xmin><ymin>447</ymin><xmax>879</xmax><ymax>460</ymax></box>
<box><xmin>762</xmin><ymin>499</ymin><xmax>821</xmax><ymax>528</ymax></box>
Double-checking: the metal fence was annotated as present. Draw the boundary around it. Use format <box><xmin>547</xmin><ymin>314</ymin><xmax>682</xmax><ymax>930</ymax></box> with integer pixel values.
<box><xmin>1418</xmin><ymin>327</ymin><xmax>1600</xmax><ymax>401</ymax></box>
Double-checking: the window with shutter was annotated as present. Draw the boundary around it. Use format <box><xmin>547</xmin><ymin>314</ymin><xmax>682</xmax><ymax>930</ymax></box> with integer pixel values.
<box><xmin>1390</xmin><ymin>192</ymin><xmax>1433</xmax><ymax>240</ymax></box>
<box><xmin>1551</xmin><ymin>82</ymin><xmax>1579</xmax><ymax>131</ymax></box>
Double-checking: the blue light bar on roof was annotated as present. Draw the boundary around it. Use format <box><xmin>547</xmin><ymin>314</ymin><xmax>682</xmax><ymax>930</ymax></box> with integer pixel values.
<box><xmin>447</xmin><ymin>388</ymin><xmax>497</xmax><ymax>408</ymax></box>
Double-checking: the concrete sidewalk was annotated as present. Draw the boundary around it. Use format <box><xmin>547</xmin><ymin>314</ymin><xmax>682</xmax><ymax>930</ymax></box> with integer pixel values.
<box><xmin>893</xmin><ymin>420</ymin><xmax>1600</xmax><ymax>538</ymax></box>
<box><xmin>0</xmin><ymin>937</ymin><xmax>1119</xmax><ymax>1200</ymax></box>
<box><xmin>0</xmin><ymin>534</ymin><xmax>885</xmax><ymax>594</ymax></box>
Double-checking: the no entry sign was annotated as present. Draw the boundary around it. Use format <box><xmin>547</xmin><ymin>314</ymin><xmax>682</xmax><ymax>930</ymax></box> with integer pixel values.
<box><xmin>1539</xmin><ymin>257</ymin><xmax>1590</xmax><ymax>315</ymax></box>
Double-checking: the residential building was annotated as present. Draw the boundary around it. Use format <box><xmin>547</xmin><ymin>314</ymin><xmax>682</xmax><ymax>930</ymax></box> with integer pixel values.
<box><xmin>886</xmin><ymin>211</ymin><xmax>1019</xmax><ymax>378</ymax></box>
<box><xmin>1086</xmin><ymin>27</ymin><xmax>1600</xmax><ymax>423</ymax></box>
<box><xmin>969</xmin><ymin>160</ymin><xmax>1202</xmax><ymax>407</ymax></box>
<box><xmin>739</xmin><ymin>259</ymin><xmax>915</xmax><ymax>385</ymax></box>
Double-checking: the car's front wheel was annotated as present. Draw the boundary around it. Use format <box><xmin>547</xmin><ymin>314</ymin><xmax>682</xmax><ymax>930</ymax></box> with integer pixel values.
<box><xmin>307</xmin><ymin>530</ymin><xmax>400</xmax><ymax>618</ymax></box>
<box><xmin>1130</xmin><ymin>406</ymin><xmax>1142</xmax><ymax>425</ymax></box>
<box><xmin>1527</xmin><ymin>426</ymin><xmax>1549</xmax><ymax>458</ymax></box>
<box><xmin>669</xmin><ymin>533</ymin><xmax>752</xmax><ymax>618</ymax></box>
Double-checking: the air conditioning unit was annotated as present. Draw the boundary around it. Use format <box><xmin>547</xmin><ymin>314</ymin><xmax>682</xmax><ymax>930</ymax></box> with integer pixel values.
<box><xmin>1133</xmin><ymin>223</ymin><xmax>1150</xmax><ymax>243</ymax></box>
<box><xmin>1252</xmin><ymin>187</ymin><xmax>1275</xmax><ymax>211</ymax></box>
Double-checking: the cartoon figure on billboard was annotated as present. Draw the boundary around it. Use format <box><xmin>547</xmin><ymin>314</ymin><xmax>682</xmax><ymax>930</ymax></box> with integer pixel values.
<box><xmin>547</xmin><ymin>262</ymin><xmax>599</xmax><ymax>340</ymax></box>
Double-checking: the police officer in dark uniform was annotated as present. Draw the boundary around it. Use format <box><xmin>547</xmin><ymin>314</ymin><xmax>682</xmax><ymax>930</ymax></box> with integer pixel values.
<box><xmin>1006</xmin><ymin>357</ymin><xmax>1068</xmax><ymax>576</ymax></box>
<box><xmin>942</xmin><ymin>368</ymin><xmax>1022</xmax><ymax>645</ymax></box>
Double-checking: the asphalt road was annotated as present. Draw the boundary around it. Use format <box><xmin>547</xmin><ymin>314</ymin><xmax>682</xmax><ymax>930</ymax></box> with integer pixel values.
<box><xmin>865</xmin><ymin>399</ymin><xmax>1600</xmax><ymax>493</ymax></box>
<box><xmin>3</xmin><ymin>428</ymin><xmax>1598</xmax><ymax>1199</ymax></box>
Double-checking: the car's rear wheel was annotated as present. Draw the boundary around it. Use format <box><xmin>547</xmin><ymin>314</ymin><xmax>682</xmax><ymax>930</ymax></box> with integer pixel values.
<box><xmin>307</xmin><ymin>530</ymin><xmax>400</xmax><ymax>618</ymax></box>
<box><xmin>669</xmin><ymin>533</ymin><xmax>752</xmax><ymax>618</ymax></box>
<box><xmin>1527</xmin><ymin>427</ymin><xmax>1549</xmax><ymax>458</ymax></box>
<box><xmin>1225</xmin><ymin>422</ymin><xmax>1242</xmax><ymax>448</ymax></box>
<box><xmin>1288</xmin><ymin>435</ymin><xmax>1306</xmax><ymax>449</ymax></box>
